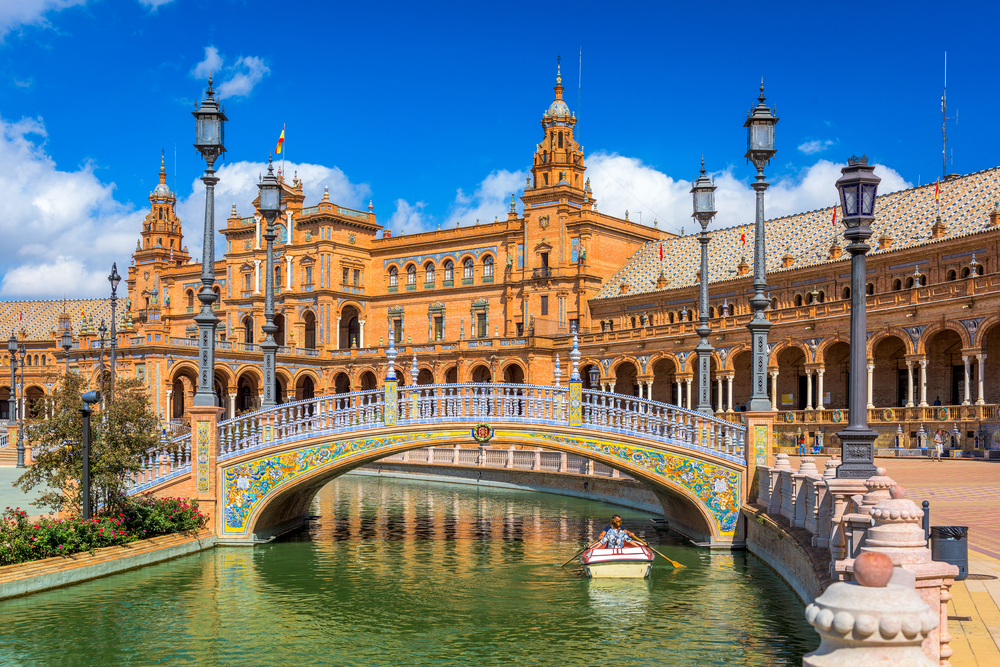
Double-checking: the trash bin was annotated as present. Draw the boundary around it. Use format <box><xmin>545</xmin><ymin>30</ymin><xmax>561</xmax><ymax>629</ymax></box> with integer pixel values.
<box><xmin>930</xmin><ymin>526</ymin><xmax>969</xmax><ymax>581</ymax></box>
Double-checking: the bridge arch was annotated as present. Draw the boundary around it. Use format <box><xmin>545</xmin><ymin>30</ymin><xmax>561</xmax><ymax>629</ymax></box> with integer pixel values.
<box><xmin>220</xmin><ymin>424</ymin><xmax>737</xmax><ymax>546</ymax></box>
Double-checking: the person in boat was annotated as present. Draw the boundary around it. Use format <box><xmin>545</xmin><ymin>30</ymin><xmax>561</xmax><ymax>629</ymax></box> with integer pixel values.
<box><xmin>598</xmin><ymin>515</ymin><xmax>636</xmax><ymax>549</ymax></box>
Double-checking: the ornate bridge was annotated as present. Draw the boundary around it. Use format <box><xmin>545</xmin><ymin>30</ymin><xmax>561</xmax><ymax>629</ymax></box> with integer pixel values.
<box><xmin>130</xmin><ymin>360</ymin><xmax>767</xmax><ymax>547</ymax></box>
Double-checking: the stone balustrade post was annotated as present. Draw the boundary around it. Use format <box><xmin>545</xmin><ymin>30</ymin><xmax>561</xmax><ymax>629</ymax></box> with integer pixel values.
<box><xmin>756</xmin><ymin>465</ymin><xmax>773</xmax><ymax>506</ymax></box>
<box><xmin>559</xmin><ymin>451</ymin><xmax>567</xmax><ymax>473</ymax></box>
<box><xmin>586</xmin><ymin>458</ymin><xmax>594</xmax><ymax>475</ymax></box>
<box><xmin>812</xmin><ymin>459</ymin><xmax>840</xmax><ymax>549</ymax></box>
<box><xmin>768</xmin><ymin>453</ymin><xmax>791</xmax><ymax>515</ymax></box>
<box><xmin>857</xmin><ymin>484</ymin><xmax>959</xmax><ymax>665</ymax></box>
<box><xmin>803</xmin><ymin>551</ymin><xmax>940</xmax><ymax>666</ymax></box>
<box><xmin>453</xmin><ymin>444</ymin><xmax>460</xmax><ymax>464</ymax></box>
<box><xmin>506</xmin><ymin>445</ymin><xmax>515</xmax><ymax>469</ymax></box>
<box><xmin>779</xmin><ymin>468</ymin><xmax>795</xmax><ymax>521</ymax></box>
<box><xmin>825</xmin><ymin>476</ymin><xmax>870</xmax><ymax>577</ymax></box>
<box><xmin>187</xmin><ymin>404</ymin><xmax>225</xmax><ymax>534</ymax></box>
<box><xmin>793</xmin><ymin>457</ymin><xmax>821</xmax><ymax>528</ymax></box>
<box><xmin>534</xmin><ymin>447</ymin><xmax>541</xmax><ymax>471</ymax></box>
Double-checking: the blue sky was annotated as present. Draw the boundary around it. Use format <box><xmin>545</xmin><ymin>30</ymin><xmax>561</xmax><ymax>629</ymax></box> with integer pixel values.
<box><xmin>1</xmin><ymin>0</ymin><xmax>998</xmax><ymax>299</ymax></box>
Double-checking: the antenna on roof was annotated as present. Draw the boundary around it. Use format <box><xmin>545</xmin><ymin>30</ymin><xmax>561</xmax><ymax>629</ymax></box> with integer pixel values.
<box><xmin>942</xmin><ymin>52</ymin><xmax>958</xmax><ymax>180</ymax></box>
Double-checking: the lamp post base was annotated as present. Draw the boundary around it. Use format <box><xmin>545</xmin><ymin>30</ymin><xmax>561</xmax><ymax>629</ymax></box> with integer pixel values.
<box><xmin>836</xmin><ymin>426</ymin><xmax>878</xmax><ymax>479</ymax></box>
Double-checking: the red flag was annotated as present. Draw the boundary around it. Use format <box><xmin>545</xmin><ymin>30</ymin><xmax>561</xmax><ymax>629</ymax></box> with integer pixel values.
<box><xmin>935</xmin><ymin>179</ymin><xmax>940</xmax><ymax>202</ymax></box>
<box><xmin>659</xmin><ymin>243</ymin><xmax>663</xmax><ymax>261</ymax></box>
<box><xmin>832</xmin><ymin>205</ymin><xmax>837</xmax><ymax>227</ymax></box>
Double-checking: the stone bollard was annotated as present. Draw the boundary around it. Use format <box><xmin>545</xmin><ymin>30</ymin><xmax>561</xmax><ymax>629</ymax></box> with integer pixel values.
<box><xmin>803</xmin><ymin>551</ymin><xmax>939</xmax><ymax>666</ymax></box>
<box><xmin>812</xmin><ymin>459</ymin><xmax>840</xmax><ymax>549</ymax></box>
<box><xmin>793</xmin><ymin>457</ymin><xmax>821</xmax><ymax>528</ymax></box>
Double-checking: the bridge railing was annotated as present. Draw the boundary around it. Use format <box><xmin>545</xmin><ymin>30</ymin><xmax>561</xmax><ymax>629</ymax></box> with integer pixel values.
<box><xmin>127</xmin><ymin>432</ymin><xmax>192</xmax><ymax>493</ymax></box>
<box><xmin>215</xmin><ymin>382</ymin><xmax>747</xmax><ymax>465</ymax></box>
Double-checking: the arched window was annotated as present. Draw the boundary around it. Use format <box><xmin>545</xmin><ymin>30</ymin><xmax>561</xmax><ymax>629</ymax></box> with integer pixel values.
<box><xmin>463</xmin><ymin>258</ymin><xmax>474</xmax><ymax>280</ymax></box>
<box><xmin>424</xmin><ymin>262</ymin><xmax>435</xmax><ymax>284</ymax></box>
<box><xmin>961</xmin><ymin>267</ymin><xmax>970</xmax><ymax>279</ymax></box>
<box><xmin>947</xmin><ymin>269</ymin><xmax>957</xmax><ymax>281</ymax></box>
<box><xmin>186</xmin><ymin>290</ymin><xmax>194</xmax><ymax>309</ymax></box>
<box><xmin>866</xmin><ymin>282</ymin><xmax>875</xmax><ymax>295</ymax></box>
<box><xmin>687</xmin><ymin>309</ymin><xmax>694</xmax><ymax>321</ymax></box>
<box><xmin>918</xmin><ymin>274</ymin><xmax>926</xmax><ymax>286</ymax></box>
<box><xmin>630</xmin><ymin>317</ymin><xmax>637</xmax><ymax>328</ymax></box>
<box><xmin>806</xmin><ymin>292</ymin><xmax>814</xmax><ymax>305</ymax></box>
<box><xmin>483</xmin><ymin>256</ymin><xmax>494</xmax><ymax>278</ymax></box>
<box><xmin>274</xmin><ymin>265</ymin><xmax>281</xmax><ymax>288</ymax></box>
<box><xmin>818</xmin><ymin>290</ymin><xmax>826</xmax><ymax>303</ymax></box>
<box><xmin>668</xmin><ymin>312</ymin><xmax>675</xmax><ymax>324</ymax></box>
<box><xmin>976</xmin><ymin>263</ymin><xmax>985</xmax><ymax>276</ymax></box>
<box><xmin>41</xmin><ymin>355</ymin><xmax>46</xmax><ymax>365</ymax></box>
<box><xmin>443</xmin><ymin>260</ymin><xmax>454</xmax><ymax>282</ymax></box>
<box><xmin>842</xmin><ymin>286</ymin><xmax>851</xmax><ymax>299</ymax></box>
<box><xmin>708</xmin><ymin>307</ymin><xmax>716</xmax><ymax>318</ymax></box>
<box><xmin>904</xmin><ymin>276</ymin><xmax>914</xmax><ymax>289</ymax></box>
<box><xmin>388</xmin><ymin>266</ymin><xmax>399</xmax><ymax>288</ymax></box>
<box><xmin>892</xmin><ymin>279</ymin><xmax>902</xmax><ymax>291</ymax></box>
<box><xmin>794</xmin><ymin>294</ymin><xmax>803</xmax><ymax>307</ymax></box>
<box><xmin>406</xmin><ymin>264</ymin><xmax>416</xmax><ymax>286</ymax></box>
<box><xmin>243</xmin><ymin>317</ymin><xmax>254</xmax><ymax>344</ymax></box>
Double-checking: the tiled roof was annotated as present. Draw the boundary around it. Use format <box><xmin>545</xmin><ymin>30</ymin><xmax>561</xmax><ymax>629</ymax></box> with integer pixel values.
<box><xmin>595</xmin><ymin>167</ymin><xmax>1000</xmax><ymax>299</ymax></box>
<box><xmin>0</xmin><ymin>299</ymin><xmax>113</xmax><ymax>341</ymax></box>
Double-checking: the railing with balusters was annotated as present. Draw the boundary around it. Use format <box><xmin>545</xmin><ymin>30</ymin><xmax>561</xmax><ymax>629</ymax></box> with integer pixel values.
<box><xmin>214</xmin><ymin>383</ymin><xmax>747</xmax><ymax>465</ymax></box>
<box><xmin>377</xmin><ymin>446</ymin><xmax>634</xmax><ymax>479</ymax></box>
<box><xmin>128</xmin><ymin>432</ymin><xmax>192</xmax><ymax>493</ymax></box>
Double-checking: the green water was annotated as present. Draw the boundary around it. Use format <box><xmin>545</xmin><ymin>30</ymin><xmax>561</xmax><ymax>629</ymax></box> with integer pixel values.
<box><xmin>0</xmin><ymin>476</ymin><xmax>818</xmax><ymax>666</ymax></box>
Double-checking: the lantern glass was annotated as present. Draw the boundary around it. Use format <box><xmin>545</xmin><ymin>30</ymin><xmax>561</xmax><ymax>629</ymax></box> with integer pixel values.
<box><xmin>862</xmin><ymin>184</ymin><xmax>878</xmax><ymax>216</ymax></box>
<box><xmin>197</xmin><ymin>115</ymin><xmax>220</xmax><ymax>145</ymax></box>
<box><xmin>840</xmin><ymin>184</ymin><xmax>859</xmax><ymax>217</ymax></box>
<box><xmin>749</xmin><ymin>121</ymin><xmax>774</xmax><ymax>152</ymax></box>
<box><xmin>260</xmin><ymin>185</ymin><xmax>281</xmax><ymax>213</ymax></box>
<box><xmin>7</xmin><ymin>334</ymin><xmax>15</xmax><ymax>354</ymax></box>
<box><xmin>109</xmin><ymin>265</ymin><xmax>121</xmax><ymax>291</ymax></box>
<box><xmin>694</xmin><ymin>189</ymin><xmax>715</xmax><ymax>214</ymax></box>
<box><xmin>588</xmin><ymin>367</ymin><xmax>600</xmax><ymax>386</ymax></box>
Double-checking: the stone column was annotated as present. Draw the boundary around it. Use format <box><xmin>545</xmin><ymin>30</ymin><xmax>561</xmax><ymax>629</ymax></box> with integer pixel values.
<box><xmin>646</xmin><ymin>380</ymin><xmax>653</xmax><ymax>403</ymax></box>
<box><xmin>675</xmin><ymin>379</ymin><xmax>682</xmax><ymax>406</ymax></box>
<box><xmin>816</xmin><ymin>368</ymin><xmax>825</xmax><ymax>410</ymax></box>
<box><xmin>726</xmin><ymin>375</ymin><xmax>734</xmax><ymax>413</ymax></box>
<box><xmin>806</xmin><ymin>368</ymin><xmax>814</xmax><ymax>410</ymax></box>
<box><xmin>977</xmin><ymin>354</ymin><xmax>986</xmax><ymax>405</ymax></box>
<box><xmin>962</xmin><ymin>355</ymin><xmax>971</xmax><ymax>405</ymax></box>
<box><xmin>254</xmin><ymin>215</ymin><xmax>261</xmax><ymax>250</ymax></box>
<box><xmin>285</xmin><ymin>255</ymin><xmax>292</xmax><ymax>288</ymax></box>
<box><xmin>770</xmin><ymin>371</ymin><xmax>779</xmax><ymax>412</ymax></box>
<box><xmin>187</xmin><ymin>404</ymin><xmax>225</xmax><ymax>535</ymax></box>
<box><xmin>609</xmin><ymin>382</ymin><xmax>616</xmax><ymax>394</ymax></box>
<box><xmin>359</xmin><ymin>320</ymin><xmax>365</xmax><ymax>348</ymax></box>
<box><xmin>906</xmin><ymin>360</ymin><xmax>915</xmax><ymax>408</ymax></box>
<box><xmin>685</xmin><ymin>378</ymin><xmax>693</xmax><ymax>410</ymax></box>
<box><xmin>919</xmin><ymin>359</ymin><xmax>929</xmax><ymax>407</ymax></box>
<box><xmin>286</xmin><ymin>211</ymin><xmax>293</xmax><ymax>244</ymax></box>
<box><xmin>716</xmin><ymin>374</ymin><xmax>723</xmax><ymax>412</ymax></box>
<box><xmin>254</xmin><ymin>260</ymin><xmax>261</xmax><ymax>294</ymax></box>
<box><xmin>228</xmin><ymin>392</ymin><xmax>236</xmax><ymax>419</ymax></box>
<box><xmin>867</xmin><ymin>363</ymin><xmax>875</xmax><ymax>409</ymax></box>
<box><xmin>165</xmin><ymin>389</ymin><xmax>173</xmax><ymax>419</ymax></box>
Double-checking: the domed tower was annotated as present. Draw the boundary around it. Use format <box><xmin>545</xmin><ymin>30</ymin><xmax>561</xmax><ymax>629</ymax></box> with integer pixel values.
<box><xmin>529</xmin><ymin>56</ymin><xmax>586</xmax><ymax>194</ymax></box>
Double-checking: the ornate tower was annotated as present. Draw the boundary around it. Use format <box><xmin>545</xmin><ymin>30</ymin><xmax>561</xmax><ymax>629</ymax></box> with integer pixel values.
<box><xmin>138</xmin><ymin>151</ymin><xmax>188</xmax><ymax>264</ymax></box>
<box><xmin>528</xmin><ymin>57</ymin><xmax>587</xmax><ymax>193</ymax></box>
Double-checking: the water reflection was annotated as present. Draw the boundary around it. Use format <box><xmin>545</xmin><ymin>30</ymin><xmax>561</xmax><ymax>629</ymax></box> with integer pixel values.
<box><xmin>0</xmin><ymin>475</ymin><xmax>818</xmax><ymax>666</ymax></box>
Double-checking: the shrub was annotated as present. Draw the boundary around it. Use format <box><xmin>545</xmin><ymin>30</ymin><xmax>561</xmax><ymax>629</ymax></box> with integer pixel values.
<box><xmin>0</xmin><ymin>496</ymin><xmax>207</xmax><ymax>567</ymax></box>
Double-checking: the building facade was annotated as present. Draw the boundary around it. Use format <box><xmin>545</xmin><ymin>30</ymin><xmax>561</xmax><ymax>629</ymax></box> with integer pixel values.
<box><xmin>4</xmin><ymin>67</ymin><xmax>1000</xmax><ymax>453</ymax></box>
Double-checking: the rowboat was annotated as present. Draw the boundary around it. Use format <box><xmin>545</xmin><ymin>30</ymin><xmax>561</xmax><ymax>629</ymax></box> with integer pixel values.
<box><xmin>580</xmin><ymin>542</ymin><xmax>654</xmax><ymax>578</ymax></box>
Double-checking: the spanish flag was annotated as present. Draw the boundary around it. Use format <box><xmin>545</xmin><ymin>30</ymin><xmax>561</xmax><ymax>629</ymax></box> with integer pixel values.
<box><xmin>831</xmin><ymin>205</ymin><xmax>837</xmax><ymax>228</ymax></box>
<box><xmin>935</xmin><ymin>178</ymin><xmax>940</xmax><ymax>202</ymax></box>
<box><xmin>741</xmin><ymin>226</ymin><xmax>746</xmax><ymax>245</ymax></box>
<box><xmin>275</xmin><ymin>125</ymin><xmax>285</xmax><ymax>155</ymax></box>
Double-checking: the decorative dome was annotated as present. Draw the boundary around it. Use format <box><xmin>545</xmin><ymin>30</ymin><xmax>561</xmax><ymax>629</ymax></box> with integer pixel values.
<box><xmin>153</xmin><ymin>182</ymin><xmax>172</xmax><ymax>197</ymax></box>
<box><xmin>547</xmin><ymin>99</ymin><xmax>571</xmax><ymax>117</ymax></box>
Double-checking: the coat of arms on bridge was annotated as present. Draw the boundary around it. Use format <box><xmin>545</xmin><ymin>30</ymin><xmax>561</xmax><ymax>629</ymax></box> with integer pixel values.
<box><xmin>471</xmin><ymin>423</ymin><xmax>494</xmax><ymax>444</ymax></box>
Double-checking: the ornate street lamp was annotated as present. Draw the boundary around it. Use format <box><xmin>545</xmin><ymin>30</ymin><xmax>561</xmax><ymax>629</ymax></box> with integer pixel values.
<box><xmin>835</xmin><ymin>155</ymin><xmax>880</xmax><ymax>479</ymax></box>
<box><xmin>97</xmin><ymin>319</ymin><xmax>107</xmax><ymax>381</ymax></box>
<box><xmin>692</xmin><ymin>158</ymin><xmax>717</xmax><ymax>415</ymax></box>
<box><xmin>61</xmin><ymin>323</ymin><xmax>72</xmax><ymax>375</ymax></box>
<box><xmin>108</xmin><ymin>262</ymin><xmax>121</xmax><ymax>402</ymax></box>
<box><xmin>16</xmin><ymin>338</ymin><xmax>25</xmax><ymax>468</ymax></box>
<box><xmin>192</xmin><ymin>76</ymin><xmax>227</xmax><ymax>407</ymax></box>
<box><xmin>7</xmin><ymin>332</ymin><xmax>16</xmax><ymax>455</ymax></box>
<box><xmin>588</xmin><ymin>366</ymin><xmax>600</xmax><ymax>390</ymax></box>
<box><xmin>744</xmin><ymin>81</ymin><xmax>778</xmax><ymax>411</ymax></box>
<box><xmin>258</xmin><ymin>157</ymin><xmax>282</xmax><ymax>408</ymax></box>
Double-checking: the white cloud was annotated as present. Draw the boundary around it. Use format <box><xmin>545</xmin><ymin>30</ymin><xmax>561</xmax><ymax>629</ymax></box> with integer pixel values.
<box><xmin>798</xmin><ymin>139</ymin><xmax>837</xmax><ymax>155</ymax></box>
<box><xmin>175</xmin><ymin>160</ymin><xmax>370</xmax><ymax>261</ymax></box>
<box><xmin>387</xmin><ymin>199</ymin><xmax>428</xmax><ymax>235</ymax></box>
<box><xmin>0</xmin><ymin>0</ymin><xmax>86</xmax><ymax>41</ymax></box>
<box><xmin>191</xmin><ymin>47</ymin><xmax>269</xmax><ymax>99</ymax></box>
<box><xmin>586</xmin><ymin>152</ymin><xmax>911</xmax><ymax>234</ymax></box>
<box><xmin>138</xmin><ymin>0</ymin><xmax>174</xmax><ymax>9</ymax></box>
<box><xmin>443</xmin><ymin>169</ymin><xmax>528</xmax><ymax>227</ymax></box>
<box><xmin>0</xmin><ymin>115</ymin><xmax>144</xmax><ymax>299</ymax></box>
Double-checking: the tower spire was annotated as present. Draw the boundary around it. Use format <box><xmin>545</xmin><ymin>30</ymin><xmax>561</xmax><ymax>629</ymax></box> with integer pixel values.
<box><xmin>159</xmin><ymin>148</ymin><xmax>167</xmax><ymax>184</ymax></box>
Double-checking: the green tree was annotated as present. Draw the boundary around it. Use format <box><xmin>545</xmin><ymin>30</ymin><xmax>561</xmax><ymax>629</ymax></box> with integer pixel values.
<box><xmin>15</xmin><ymin>373</ymin><xmax>160</xmax><ymax>516</ymax></box>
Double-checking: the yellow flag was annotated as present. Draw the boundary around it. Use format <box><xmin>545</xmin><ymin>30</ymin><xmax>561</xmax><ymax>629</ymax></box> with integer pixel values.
<box><xmin>275</xmin><ymin>125</ymin><xmax>285</xmax><ymax>155</ymax></box>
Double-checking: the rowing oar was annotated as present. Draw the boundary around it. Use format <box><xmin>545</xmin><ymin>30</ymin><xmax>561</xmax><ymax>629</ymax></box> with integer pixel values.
<box><xmin>561</xmin><ymin>539</ymin><xmax>601</xmax><ymax>567</ymax></box>
<box><xmin>631</xmin><ymin>537</ymin><xmax>685</xmax><ymax>568</ymax></box>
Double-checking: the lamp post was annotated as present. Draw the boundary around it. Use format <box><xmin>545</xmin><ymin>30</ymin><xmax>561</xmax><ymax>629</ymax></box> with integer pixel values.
<box><xmin>835</xmin><ymin>155</ymin><xmax>881</xmax><ymax>479</ymax></box>
<box><xmin>692</xmin><ymin>158</ymin><xmax>717</xmax><ymax>415</ymax></box>
<box><xmin>744</xmin><ymin>81</ymin><xmax>778</xmax><ymax>411</ymax></box>
<box><xmin>258</xmin><ymin>158</ymin><xmax>282</xmax><ymax>408</ymax></box>
<box><xmin>61</xmin><ymin>324</ymin><xmax>72</xmax><ymax>375</ymax></box>
<box><xmin>108</xmin><ymin>262</ymin><xmax>121</xmax><ymax>402</ymax></box>
<box><xmin>192</xmin><ymin>76</ymin><xmax>227</xmax><ymax>407</ymax></box>
<box><xmin>16</xmin><ymin>338</ymin><xmax>25</xmax><ymax>468</ymax></box>
<box><xmin>80</xmin><ymin>390</ymin><xmax>101</xmax><ymax>520</ymax></box>
<box><xmin>7</xmin><ymin>333</ymin><xmax>16</xmax><ymax>459</ymax></box>
<box><xmin>97</xmin><ymin>320</ymin><xmax>107</xmax><ymax>382</ymax></box>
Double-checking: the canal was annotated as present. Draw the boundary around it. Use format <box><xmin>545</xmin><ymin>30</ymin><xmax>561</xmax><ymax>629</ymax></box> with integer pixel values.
<box><xmin>0</xmin><ymin>475</ymin><xmax>818</xmax><ymax>665</ymax></box>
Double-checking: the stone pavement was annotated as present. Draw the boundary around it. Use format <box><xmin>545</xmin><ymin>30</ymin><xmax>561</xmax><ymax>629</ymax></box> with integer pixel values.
<box><xmin>948</xmin><ymin>552</ymin><xmax>1000</xmax><ymax>666</ymax></box>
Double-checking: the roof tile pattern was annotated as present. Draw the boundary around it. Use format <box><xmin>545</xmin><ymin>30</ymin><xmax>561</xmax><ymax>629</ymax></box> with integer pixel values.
<box><xmin>0</xmin><ymin>299</ymin><xmax>113</xmax><ymax>340</ymax></box>
<box><xmin>596</xmin><ymin>167</ymin><xmax>1000</xmax><ymax>299</ymax></box>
